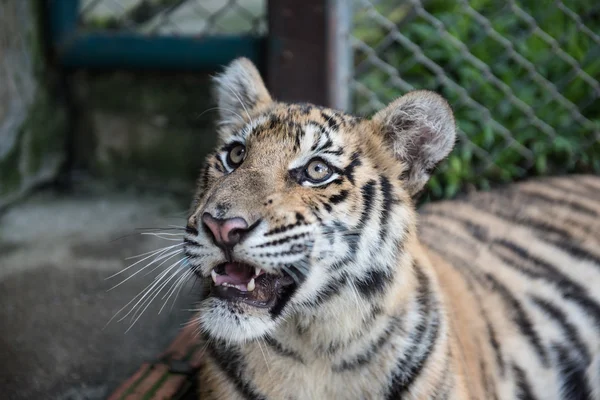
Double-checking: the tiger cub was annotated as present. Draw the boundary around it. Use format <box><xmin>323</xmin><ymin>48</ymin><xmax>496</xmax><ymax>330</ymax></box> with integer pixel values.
<box><xmin>183</xmin><ymin>57</ymin><xmax>600</xmax><ymax>399</ymax></box>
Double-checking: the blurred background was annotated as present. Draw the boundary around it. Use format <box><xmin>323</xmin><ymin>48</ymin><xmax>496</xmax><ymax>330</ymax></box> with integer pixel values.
<box><xmin>0</xmin><ymin>0</ymin><xmax>598</xmax><ymax>398</ymax></box>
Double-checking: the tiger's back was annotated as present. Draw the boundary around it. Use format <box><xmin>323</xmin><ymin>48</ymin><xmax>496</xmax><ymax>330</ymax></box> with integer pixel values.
<box><xmin>420</xmin><ymin>174</ymin><xmax>600</xmax><ymax>399</ymax></box>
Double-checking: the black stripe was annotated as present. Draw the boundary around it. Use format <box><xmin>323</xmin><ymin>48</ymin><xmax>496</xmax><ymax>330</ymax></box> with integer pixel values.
<box><xmin>213</xmin><ymin>160</ymin><xmax>225</xmax><ymax>173</ymax></box>
<box><xmin>207</xmin><ymin>340</ymin><xmax>265</xmax><ymax>400</ymax></box>
<box><xmin>347</xmin><ymin>179</ymin><xmax>377</xmax><ymax>258</ymax></box>
<box><xmin>323</xmin><ymin>147</ymin><xmax>344</xmax><ymax>156</ymax></box>
<box><xmin>329</xmin><ymin>190</ymin><xmax>349</xmax><ymax>205</ymax></box>
<box><xmin>321</xmin><ymin>111</ymin><xmax>341</xmax><ymax>132</ymax></box>
<box><xmin>467</xmin><ymin>199</ymin><xmax>575</xmax><ymax>239</ymax></box>
<box><xmin>512</xmin><ymin>363</ymin><xmax>538</xmax><ymax>400</ymax></box>
<box><xmin>328</xmin><ymin>255</ymin><xmax>354</xmax><ymax>271</ymax></box>
<box><xmin>298</xmin><ymin>103</ymin><xmax>312</xmax><ymax>115</ymax></box>
<box><xmin>465</xmin><ymin>200</ymin><xmax>600</xmax><ymax>265</ymax></box>
<box><xmin>267</xmin><ymin>114</ymin><xmax>280</xmax><ymax>130</ymax></box>
<box><xmin>185</xmin><ymin>225</ymin><xmax>199</xmax><ymax>236</ymax></box>
<box><xmin>379</xmin><ymin>175</ymin><xmax>394</xmax><ymax>242</ymax></box>
<box><xmin>519</xmin><ymin>189</ymin><xmax>598</xmax><ymax>217</ymax></box>
<box><xmin>530</xmin><ymin>296</ymin><xmax>591</xmax><ymax>364</ymax></box>
<box><xmin>552</xmin><ymin>343</ymin><xmax>593</xmax><ymax>400</ymax></box>
<box><xmin>385</xmin><ymin>266</ymin><xmax>441</xmax><ymax>399</ymax></box>
<box><xmin>343</xmin><ymin>152</ymin><xmax>362</xmax><ymax>185</ymax></box>
<box><xmin>357</xmin><ymin>180</ymin><xmax>377</xmax><ymax>229</ymax></box>
<box><xmin>254</xmin><ymin>232</ymin><xmax>309</xmax><ymax>248</ymax></box>
<box><xmin>354</xmin><ymin>268</ymin><xmax>391</xmax><ymax>298</ymax></box>
<box><xmin>485</xmin><ymin>317</ymin><xmax>505</xmax><ymax>377</ymax></box>
<box><xmin>298</xmin><ymin>272</ymin><xmax>348</xmax><ymax>308</ymax></box>
<box><xmin>332</xmin><ymin>316</ymin><xmax>400</xmax><ymax>372</ymax></box>
<box><xmin>543</xmin><ymin>236</ymin><xmax>600</xmax><ymax>267</ymax></box>
<box><xmin>264</xmin><ymin>336</ymin><xmax>304</xmax><ymax>364</ymax></box>
<box><xmin>317</xmin><ymin>137</ymin><xmax>334</xmax><ymax>153</ymax></box>
<box><xmin>484</xmin><ymin>273</ymin><xmax>550</xmax><ymax>367</ymax></box>
<box><xmin>264</xmin><ymin>218</ymin><xmax>306</xmax><ymax>236</ymax></box>
<box><xmin>468</xmin><ymin>194</ymin><xmax>598</xmax><ymax>255</ymax></box>
<box><xmin>545</xmin><ymin>179</ymin><xmax>600</xmax><ymax>203</ymax></box>
<box><xmin>492</xmin><ymin>239</ymin><xmax>600</xmax><ymax>328</ymax></box>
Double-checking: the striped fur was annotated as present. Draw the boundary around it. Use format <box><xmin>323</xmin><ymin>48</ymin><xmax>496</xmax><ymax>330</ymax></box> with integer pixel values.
<box><xmin>184</xmin><ymin>59</ymin><xmax>600</xmax><ymax>399</ymax></box>
<box><xmin>419</xmin><ymin>175</ymin><xmax>600</xmax><ymax>400</ymax></box>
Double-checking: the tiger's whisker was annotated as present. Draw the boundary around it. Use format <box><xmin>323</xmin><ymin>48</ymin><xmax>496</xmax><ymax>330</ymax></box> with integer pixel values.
<box><xmin>108</xmin><ymin>243</ymin><xmax>182</xmax><ymax>279</ymax></box>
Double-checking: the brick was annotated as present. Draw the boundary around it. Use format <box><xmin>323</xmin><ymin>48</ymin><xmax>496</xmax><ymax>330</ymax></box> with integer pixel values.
<box><xmin>149</xmin><ymin>374</ymin><xmax>187</xmax><ymax>399</ymax></box>
<box><xmin>107</xmin><ymin>363</ymin><xmax>150</xmax><ymax>400</ymax></box>
<box><xmin>124</xmin><ymin>364</ymin><xmax>169</xmax><ymax>399</ymax></box>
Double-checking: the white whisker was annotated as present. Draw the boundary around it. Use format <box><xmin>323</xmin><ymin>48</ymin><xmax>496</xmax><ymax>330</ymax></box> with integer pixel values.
<box><xmin>257</xmin><ymin>339</ymin><xmax>272</xmax><ymax>377</ymax></box>
<box><xmin>109</xmin><ymin>243</ymin><xmax>182</xmax><ymax>278</ymax></box>
<box><xmin>122</xmin><ymin>242</ymin><xmax>182</xmax><ymax>261</ymax></box>
<box><xmin>222</xmin><ymin>81</ymin><xmax>253</xmax><ymax>125</ymax></box>
<box><xmin>159</xmin><ymin>269</ymin><xmax>194</xmax><ymax>314</ymax></box>
<box><xmin>107</xmin><ymin>248</ymin><xmax>183</xmax><ymax>290</ymax></box>
<box><xmin>104</xmin><ymin>260</ymin><xmax>180</xmax><ymax>329</ymax></box>
<box><xmin>125</xmin><ymin>260</ymin><xmax>188</xmax><ymax>331</ymax></box>
<box><xmin>195</xmin><ymin>106</ymin><xmax>246</xmax><ymax>124</ymax></box>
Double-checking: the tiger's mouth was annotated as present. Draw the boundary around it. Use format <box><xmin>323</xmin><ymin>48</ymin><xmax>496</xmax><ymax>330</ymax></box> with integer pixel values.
<box><xmin>209</xmin><ymin>262</ymin><xmax>298</xmax><ymax>309</ymax></box>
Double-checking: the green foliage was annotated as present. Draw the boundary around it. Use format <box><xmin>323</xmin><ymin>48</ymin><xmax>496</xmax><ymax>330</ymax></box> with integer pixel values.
<box><xmin>353</xmin><ymin>0</ymin><xmax>600</xmax><ymax>200</ymax></box>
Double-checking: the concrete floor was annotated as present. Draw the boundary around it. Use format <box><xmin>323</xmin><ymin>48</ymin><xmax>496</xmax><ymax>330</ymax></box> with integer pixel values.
<box><xmin>0</xmin><ymin>189</ymin><xmax>199</xmax><ymax>399</ymax></box>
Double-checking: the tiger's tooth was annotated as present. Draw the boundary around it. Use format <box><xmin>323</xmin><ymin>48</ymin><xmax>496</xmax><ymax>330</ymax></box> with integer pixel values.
<box><xmin>247</xmin><ymin>278</ymin><xmax>255</xmax><ymax>291</ymax></box>
<box><xmin>255</xmin><ymin>267</ymin><xmax>262</xmax><ymax>276</ymax></box>
<box><xmin>211</xmin><ymin>269</ymin><xmax>218</xmax><ymax>284</ymax></box>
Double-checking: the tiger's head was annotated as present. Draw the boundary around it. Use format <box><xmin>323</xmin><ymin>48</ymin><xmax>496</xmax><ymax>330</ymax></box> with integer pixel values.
<box><xmin>184</xmin><ymin>58</ymin><xmax>456</xmax><ymax>343</ymax></box>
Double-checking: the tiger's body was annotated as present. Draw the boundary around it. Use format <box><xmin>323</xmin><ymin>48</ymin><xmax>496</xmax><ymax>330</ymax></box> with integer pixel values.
<box><xmin>419</xmin><ymin>174</ymin><xmax>600</xmax><ymax>400</ymax></box>
<box><xmin>183</xmin><ymin>58</ymin><xmax>600</xmax><ymax>399</ymax></box>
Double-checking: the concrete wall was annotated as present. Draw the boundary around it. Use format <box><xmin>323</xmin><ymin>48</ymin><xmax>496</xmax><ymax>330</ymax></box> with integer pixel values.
<box><xmin>70</xmin><ymin>70</ymin><xmax>218</xmax><ymax>195</ymax></box>
<box><xmin>0</xmin><ymin>1</ymin><xmax>67</xmax><ymax>209</ymax></box>
<box><xmin>1</xmin><ymin>1</ymin><xmax>220</xmax><ymax>207</ymax></box>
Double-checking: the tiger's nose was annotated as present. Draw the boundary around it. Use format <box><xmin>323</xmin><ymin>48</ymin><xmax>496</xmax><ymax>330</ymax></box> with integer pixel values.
<box><xmin>201</xmin><ymin>212</ymin><xmax>250</xmax><ymax>248</ymax></box>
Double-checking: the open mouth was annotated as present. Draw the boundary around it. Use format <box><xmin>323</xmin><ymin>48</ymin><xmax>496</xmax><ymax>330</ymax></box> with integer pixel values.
<box><xmin>209</xmin><ymin>262</ymin><xmax>297</xmax><ymax>309</ymax></box>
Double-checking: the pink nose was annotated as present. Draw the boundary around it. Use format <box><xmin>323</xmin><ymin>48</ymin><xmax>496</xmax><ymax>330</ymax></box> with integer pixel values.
<box><xmin>201</xmin><ymin>213</ymin><xmax>249</xmax><ymax>248</ymax></box>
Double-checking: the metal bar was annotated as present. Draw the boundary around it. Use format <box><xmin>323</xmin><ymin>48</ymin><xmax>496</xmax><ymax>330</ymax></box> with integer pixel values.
<box><xmin>52</xmin><ymin>33</ymin><xmax>265</xmax><ymax>71</ymax></box>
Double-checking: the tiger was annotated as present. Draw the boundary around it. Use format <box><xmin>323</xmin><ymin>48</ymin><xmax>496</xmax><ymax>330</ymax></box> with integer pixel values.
<box><xmin>183</xmin><ymin>57</ymin><xmax>600</xmax><ymax>400</ymax></box>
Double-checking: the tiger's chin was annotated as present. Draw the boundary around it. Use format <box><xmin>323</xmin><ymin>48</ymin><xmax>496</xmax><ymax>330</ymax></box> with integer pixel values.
<box><xmin>198</xmin><ymin>261</ymin><xmax>299</xmax><ymax>343</ymax></box>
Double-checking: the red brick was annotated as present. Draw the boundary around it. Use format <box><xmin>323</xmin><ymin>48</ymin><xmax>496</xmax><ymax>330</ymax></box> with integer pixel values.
<box><xmin>110</xmin><ymin>316</ymin><xmax>203</xmax><ymax>400</ymax></box>
<box><xmin>124</xmin><ymin>364</ymin><xmax>169</xmax><ymax>399</ymax></box>
<box><xmin>107</xmin><ymin>363</ymin><xmax>150</xmax><ymax>400</ymax></box>
<box><xmin>149</xmin><ymin>374</ymin><xmax>187</xmax><ymax>399</ymax></box>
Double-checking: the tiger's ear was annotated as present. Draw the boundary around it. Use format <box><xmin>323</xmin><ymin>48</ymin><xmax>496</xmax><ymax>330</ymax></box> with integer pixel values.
<box><xmin>372</xmin><ymin>90</ymin><xmax>456</xmax><ymax>196</ymax></box>
<box><xmin>213</xmin><ymin>58</ymin><xmax>273</xmax><ymax>129</ymax></box>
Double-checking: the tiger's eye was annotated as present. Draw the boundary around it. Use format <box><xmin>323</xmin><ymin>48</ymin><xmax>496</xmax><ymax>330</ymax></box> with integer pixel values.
<box><xmin>305</xmin><ymin>159</ymin><xmax>332</xmax><ymax>182</ymax></box>
<box><xmin>227</xmin><ymin>144</ymin><xmax>246</xmax><ymax>167</ymax></box>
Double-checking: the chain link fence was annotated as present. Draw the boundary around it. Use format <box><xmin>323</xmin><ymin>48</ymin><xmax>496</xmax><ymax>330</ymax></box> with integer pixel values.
<box><xmin>78</xmin><ymin>0</ymin><xmax>266</xmax><ymax>35</ymax></box>
<box><xmin>352</xmin><ymin>0</ymin><xmax>600</xmax><ymax>199</ymax></box>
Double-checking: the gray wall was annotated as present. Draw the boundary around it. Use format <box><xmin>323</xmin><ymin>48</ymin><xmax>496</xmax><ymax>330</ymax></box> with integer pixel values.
<box><xmin>0</xmin><ymin>0</ymin><xmax>67</xmax><ymax>209</ymax></box>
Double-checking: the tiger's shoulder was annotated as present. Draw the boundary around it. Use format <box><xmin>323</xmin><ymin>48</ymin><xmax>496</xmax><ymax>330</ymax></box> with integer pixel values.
<box><xmin>419</xmin><ymin>174</ymin><xmax>600</xmax><ymax>400</ymax></box>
